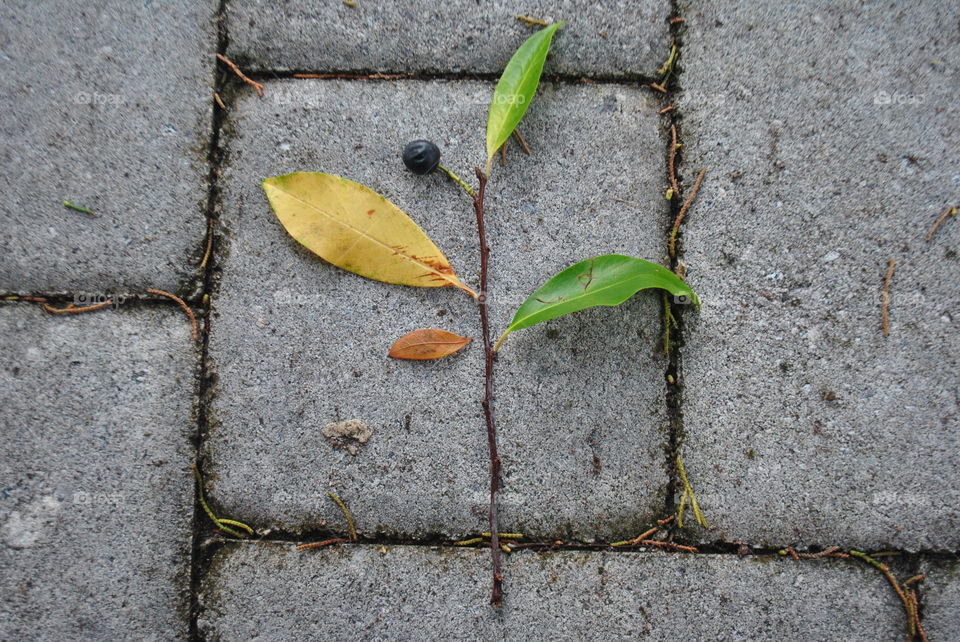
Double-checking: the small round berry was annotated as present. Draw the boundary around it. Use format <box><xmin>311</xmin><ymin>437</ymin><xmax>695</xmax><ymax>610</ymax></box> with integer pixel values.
<box><xmin>402</xmin><ymin>140</ymin><xmax>441</xmax><ymax>175</ymax></box>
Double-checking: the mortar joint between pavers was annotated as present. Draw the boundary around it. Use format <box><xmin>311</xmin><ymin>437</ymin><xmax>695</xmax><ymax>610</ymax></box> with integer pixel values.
<box><xmin>241</xmin><ymin>69</ymin><xmax>665</xmax><ymax>87</ymax></box>
<box><xmin>189</xmin><ymin>2</ymin><xmax>231</xmax><ymax>641</ymax></box>
<box><xmin>658</xmin><ymin>0</ymin><xmax>690</xmax><ymax>525</ymax></box>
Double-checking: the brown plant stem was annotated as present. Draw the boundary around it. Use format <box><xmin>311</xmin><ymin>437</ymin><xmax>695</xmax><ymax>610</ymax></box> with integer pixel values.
<box><xmin>215</xmin><ymin>54</ymin><xmax>264</xmax><ymax>97</ymax></box>
<box><xmin>41</xmin><ymin>300</ymin><xmax>112</xmax><ymax>315</ymax></box>
<box><xmin>146</xmin><ymin>288</ymin><xmax>199</xmax><ymax>341</ymax></box>
<box><xmin>926</xmin><ymin>205</ymin><xmax>957</xmax><ymax>242</ymax></box>
<box><xmin>295</xmin><ymin>538</ymin><xmax>347</xmax><ymax>551</ymax></box>
<box><xmin>668</xmin><ymin>125</ymin><xmax>680</xmax><ymax>196</ymax></box>
<box><xmin>473</xmin><ymin>168</ymin><xmax>503</xmax><ymax>606</ymax></box>
<box><xmin>668</xmin><ymin>168</ymin><xmax>707</xmax><ymax>258</ymax></box>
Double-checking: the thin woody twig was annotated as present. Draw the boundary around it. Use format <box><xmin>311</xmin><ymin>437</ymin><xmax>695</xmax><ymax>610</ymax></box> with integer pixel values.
<box><xmin>513</xmin><ymin>129</ymin><xmax>532</xmax><ymax>155</ymax></box>
<box><xmin>199</xmin><ymin>220</ymin><xmax>214</xmax><ymax>269</ymax></box>
<box><xmin>926</xmin><ymin>205</ymin><xmax>957</xmax><ymax>242</ymax></box>
<box><xmin>780</xmin><ymin>545</ymin><xmax>847</xmax><ymax>559</ymax></box>
<box><xmin>668</xmin><ymin>125</ymin><xmax>680</xmax><ymax>197</ymax></box>
<box><xmin>910</xmin><ymin>589</ymin><xmax>929</xmax><ymax>642</ymax></box>
<box><xmin>669</xmin><ymin>168</ymin><xmax>707</xmax><ymax>258</ymax></box>
<box><xmin>610</xmin><ymin>526</ymin><xmax>659</xmax><ymax>547</ymax></box>
<box><xmin>146</xmin><ymin>288</ymin><xmax>199</xmax><ymax>341</ymax></box>
<box><xmin>296</xmin><ymin>538</ymin><xmax>347</xmax><ymax>551</ymax></box>
<box><xmin>849</xmin><ymin>550</ymin><xmax>916</xmax><ymax>638</ymax></box>
<box><xmin>213</xmin><ymin>92</ymin><xmax>226</xmax><ymax>110</ymax></box>
<box><xmin>3</xmin><ymin>295</ymin><xmax>47</xmax><ymax>303</ymax></box>
<box><xmin>882</xmin><ymin>258</ymin><xmax>896</xmax><ymax>337</ymax></box>
<box><xmin>42</xmin><ymin>300</ymin><xmax>112</xmax><ymax>315</ymax></box>
<box><xmin>473</xmin><ymin>168</ymin><xmax>504</xmax><ymax>606</ymax></box>
<box><xmin>641</xmin><ymin>539</ymin><xmax>698</xmax><ymax>553</ymax></box>
<box><xmin>659</xmin><ymin>105</ymin><xmax>676</xmax><ymax>115</ymax></box>
<box><xmin>648</xmin><ymin>82</ymin><xmax>668</xmax><ymax>94</ymax></box>
<box><xmin>215</xmin><ymin>53</ymin><xmax>264</xmax><ymax>97</ymax></box>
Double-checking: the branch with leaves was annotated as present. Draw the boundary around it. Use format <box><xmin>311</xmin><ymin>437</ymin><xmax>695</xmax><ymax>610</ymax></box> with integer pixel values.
<box><xmin>261</xmin><ymin>21</ymin><xmax>700</xmax><ymax>606</ymax></box>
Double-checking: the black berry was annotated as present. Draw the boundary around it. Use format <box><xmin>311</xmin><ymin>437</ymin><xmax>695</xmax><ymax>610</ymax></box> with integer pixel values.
<box><xmin>402</xmin><ymin>140</ymin><xmax>441</xmax><ymax>175</ymax></box>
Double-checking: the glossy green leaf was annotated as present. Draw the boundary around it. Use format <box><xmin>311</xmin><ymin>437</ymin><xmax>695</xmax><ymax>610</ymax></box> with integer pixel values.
<box><xmin>494</xmin><ymin>254</ymin><xmax>699</xmax><ymax>351</ymax></box>
<box><xmin>485</xmin><ymin>21</ymin><xmax>565</xmax><ymax>175</ymax></box>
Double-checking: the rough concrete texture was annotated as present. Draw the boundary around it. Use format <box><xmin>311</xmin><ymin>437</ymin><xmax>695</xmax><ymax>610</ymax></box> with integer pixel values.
<box><xmin>226</xmin><ymin>1</ymin><xmax>670</xmax><ymax>77</ymax></box>
<box><xmin>0</xmin><ymin>1</ymin><xmax>217</xmax><ymax>294</ymax></box>
<box><xmin>919</xmin><ymin>559</ymin><xmax>960</xmax><ymax>641</ymax></box>
<box><xmin>205</xmin><ymin>79</ymin><xmax>671</xmax><ymax>540</ymax></box>
<box><xmin>200</xmin><ymin>542</ymin><xmax>903</xmax><ymax>640</ymax></box>
<box><xmin>0</xmin><ymin>304</ymin><xmax>196</xmax><ymax>640</ymax></box>
<box><xmin>677</xmin><ymin>1</ymin><xmax>960</xmax><ymax>549</ymax></box>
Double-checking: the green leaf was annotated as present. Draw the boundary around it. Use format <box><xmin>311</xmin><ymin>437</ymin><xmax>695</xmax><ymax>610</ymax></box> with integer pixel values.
<box><xmin>494</xmin><ymin>254</ymin><xmax>699</xmax><ymax>351</ymax></box>
<box><xmin>485</xmin><ymin>21</ymin><xmax>566</xmax><ymax>175</ymax></box>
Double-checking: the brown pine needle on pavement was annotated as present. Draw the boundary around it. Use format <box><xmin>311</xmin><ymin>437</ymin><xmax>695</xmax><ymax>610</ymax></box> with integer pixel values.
<box><xmin>146</xmin><ymin>288</ymin><xmax>199</xmax><ymax>341</ymax></box>
<box><xmin>926</xmin><ymin>205</ymin><xmax>957</xmax><ymax>242</ymax></box>
<box><xmin>42</xmin><ymin>300</ymin><xmax>112</xmax><ymax>315</ymax></box>
<box><xmin>216</xmin><ymin>53</ymin><xmax>264</xmax><ymax>97</ymax></box>
<box><xmin>296</xmin><ymin>538</ymin><xmax>348</xmax><ymax>551</ymax></box>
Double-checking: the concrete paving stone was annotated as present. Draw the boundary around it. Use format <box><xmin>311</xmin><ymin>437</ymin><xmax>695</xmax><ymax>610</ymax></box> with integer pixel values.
<box><xmin>0</xmin><ymin>304</ymin><xmax>197</xmax><ymax>640</ymax></box>
<box><xmin>919</xmin><ymin>559</ymin><xmax>960</xmax><ymax>640</ymax></box>
<box><xmin>226</xmin><ymin>0</ymin><xmax>671</xmax><ymax>77</ymax></box>
<box><xmin>0</xmin><ymin>0</ymin><xmax>218</xmax><ymax>294</ymax></box>
<box><xmin>205</xmin><ymin>79</ymin><xmax>671</xmax><ymax>540</ymax></box>
<box><xmin>199</xmin><ymin>542</ymin><xmax>903</xmax><ymax>640</ymax></box>
<box><xmin>676</xmin><ymin>0</ymin><xmax>960</xmax><ymax>549</ymax></box>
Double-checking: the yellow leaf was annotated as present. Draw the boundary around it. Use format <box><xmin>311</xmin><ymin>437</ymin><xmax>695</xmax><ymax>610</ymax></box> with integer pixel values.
<box><xmin>262</xmin><ymin>172</ymin><xmax>476</xmax><ymax>297</ymax></box>
<box><xmin>388</xmin><ymin>328</ymin><xmax>472</xmax><ymax>360</ymax></box>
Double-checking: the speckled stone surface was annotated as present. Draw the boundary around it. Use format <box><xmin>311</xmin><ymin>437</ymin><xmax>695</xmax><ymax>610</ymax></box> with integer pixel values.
<box><xmin>0</xmin><ymin>304</ymin><xmax>197</xmax><ymax>640</ymax></box>
<box><xmin>226</xmin><ymin>1</ymin><xmax>670</xmax><ymax>76</ymax></box>
<box><xmin>199</xmin><ymin>542</ymin><xmax>903</xmax><ymax>641</ymax></box>
<box><xmin>0</xmin><ymin>0</ymin><xmax>216</xmax><ymax>294</ymax></box>
<box><xmin>677</xmin><ymin>0</ymin><xmax>960</xmax><ymax>551</ymax></box>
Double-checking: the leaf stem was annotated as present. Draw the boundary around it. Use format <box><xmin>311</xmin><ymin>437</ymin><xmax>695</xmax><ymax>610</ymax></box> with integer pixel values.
<box><xmin>473</xmin><ymin>167</ymin><xmax>503</xmax><ymax>606</ymax></box>
<box><xmin>438</xmin><ymin>164</ymin><xmax>476</xmax><ymax>197</ymax></box>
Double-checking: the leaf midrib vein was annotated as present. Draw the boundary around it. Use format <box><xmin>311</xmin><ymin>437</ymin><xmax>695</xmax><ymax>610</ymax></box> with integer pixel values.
<box><xmin>511</xmin><ymin>273</ymin><xmax>674</xmax><ymax>329</ymax></box>
<box><xmin>273</xmin><ymin>183</ymin><xmax>457</xmax><ymax>287</ymax></box>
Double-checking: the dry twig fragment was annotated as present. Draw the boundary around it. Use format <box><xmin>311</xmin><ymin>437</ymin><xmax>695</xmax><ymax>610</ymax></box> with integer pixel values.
<box><xmin>215</xmin><ymin>53</ymin><xmax>264</xmax><ymax>97</ymax></box>
<box><xmin>41</xmin><ymin>301</ymin><xmax>112</xmax><ymax>315</ymax></box>
<box><xmin>146</xmin><ymin>288</ymin><xmax>199</xmax><ymax>341</ymax></box>
<box><xmin>669</xmin><ymin>168</ymin><xmax>707</xmax><ymax>258</ymax></box>
<box><xmin>296</xmin><ymin>538</ymin><xmax>347</xmax><ymax>550</ymax></box>
<box><xmin>926</xmin><ymin>205</ymin><xmax>957</xmax><ymax>242</ymax></box>
<box><xmin>668</xmin><ymin>124</ymin><xmax>680</xmax><ymax>196</ymax></box>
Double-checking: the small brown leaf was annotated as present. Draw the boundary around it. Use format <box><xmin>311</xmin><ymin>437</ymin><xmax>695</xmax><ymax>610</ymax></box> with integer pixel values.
<box><xmin>388</xmin><ymin>328</ymin><xmax>472</xmax><ymax>360</ymax></box>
